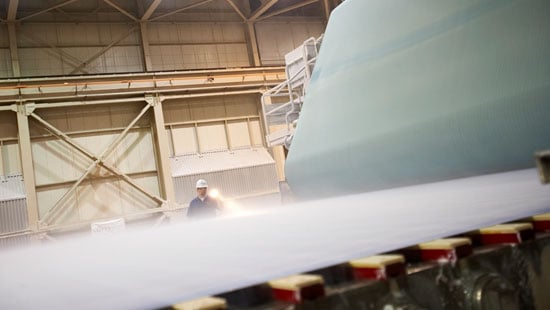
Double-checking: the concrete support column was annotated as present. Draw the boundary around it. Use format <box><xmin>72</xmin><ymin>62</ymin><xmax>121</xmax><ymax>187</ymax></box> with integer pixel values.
<box><xmin>149</xmin><ymin>96</ymin><xmax>177</xmax><ymax>207</ymax></box>
<box><xmin>16</xmin><ymin>103</ymin><xmax>39</xmax><ymax>231</ymax></box>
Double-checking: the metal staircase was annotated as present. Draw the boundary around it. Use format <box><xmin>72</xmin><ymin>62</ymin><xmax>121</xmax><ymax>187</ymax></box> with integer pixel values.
<box><xmin>261</xmin><ymin>36</ymin><xmax>323</xmax><ymax>149</ymax></box>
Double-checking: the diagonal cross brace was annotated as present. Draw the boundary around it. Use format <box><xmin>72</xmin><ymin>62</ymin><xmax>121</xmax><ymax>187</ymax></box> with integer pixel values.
<box><xmin>32</xmin><ymin>102</ymin><xmax>166</xmax><ymax>225</ymax></box>
<box><xmin>69</xmin><ymin>25</ymin><xmax>138</xmax><ymax>74</ymax></box>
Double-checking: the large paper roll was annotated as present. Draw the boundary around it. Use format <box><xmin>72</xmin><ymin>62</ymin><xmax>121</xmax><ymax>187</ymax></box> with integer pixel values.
<box><xmin>0</xmin><ymin>169</ymin><xmax>548</xmax><ymax>309</ymax></box>
<box><xmin>285</xmin><ymin>0</ymin><xmax>550</xmax><ymax>199</ymax></box>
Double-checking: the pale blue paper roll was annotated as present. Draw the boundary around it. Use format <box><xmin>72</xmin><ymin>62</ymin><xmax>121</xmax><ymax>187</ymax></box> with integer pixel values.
<box><xmin>285</xmin><ymin>0</ymin><xmax>550</xmax><ymax>199</ymax></box>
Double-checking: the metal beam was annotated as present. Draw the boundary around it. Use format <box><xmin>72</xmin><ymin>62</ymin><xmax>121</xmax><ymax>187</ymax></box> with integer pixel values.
<box><xmin>32</xmin><ymin>104</ymin><xmax>166</xmax><ymax>225</ymax></box>
<box><xmin>69</xmin><ymin>26</ymin><xmax>138</xmax><ymax>74</ymax></box>
<box><xmin>249</xmin><ymin>0</ymin><xmax>278</xmax><ymax>21</ymax></box>
<box><xmin>19</xmin><ymin>0</ymin><xmax>79</xmax><ymax>22</ymax></box>
<box><xmin>257</xmin><ymin>0</ymin><xmax>318</xmax><ymax>21</ymax></box>
<box><xmin>322</xmin><ymin>0</ymin><xmax>330</xmax><ymax>22</ymax></box>
<box><xmin>150</xmin><ymin>0</ymin><xmax>213</xmax><ymax>22</ymax></box>
<box><xmin>135</xmin><ymin>0</ymin><xmax>152</xmax><ymax>71</ymax></box>
<box><xmin>7</xmin><ymin>23</ymin><xmax>21</xmax><ymax>77</ymax></box>
<box><xmin>149</xmin><ymin>96</ymin><xmax>176</xmax><ymax>207</ymax></box>
<box><xmin>139</xmin><ymin>22</ymin><xmax>153</xmax><ymax>71</ymax></box>
<box><xmin>245</xmin><ymin>22</ymin><xmax>260</xmax><ymax>66</ymax></box>
<box><xmin>15</xmin><ymin>103</ymin><xmax>40</xmax><ymax>231</ymax></box>
<box><xmin>7</xmin><ymin>0</ymin><xmax>19</xmax><ymax>20</ymax></box>
<box><xmin>7</xmin><ymin>0</ymin><xmax>20</xmax><ymax>76</ymax></box>
<box><xmin>141</xmin><ymin>0</ymin><xmax>163</xmax><ymax>20</ymax></box>
<box><xmin>225</xmin><ymin>0</ymin><xmax>247</xmax><ymax>21</ymax></box>
<box><xmin>103</xmin><ymin>0</ymin><xmax>138</xmax><ymax>21</ymax></box>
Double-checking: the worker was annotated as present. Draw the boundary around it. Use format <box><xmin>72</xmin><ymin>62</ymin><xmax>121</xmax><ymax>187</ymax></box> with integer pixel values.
<box><xmin>187</xmin><ymin>179</ymin><xmax>221</xmax><ymax>219</ymax></box>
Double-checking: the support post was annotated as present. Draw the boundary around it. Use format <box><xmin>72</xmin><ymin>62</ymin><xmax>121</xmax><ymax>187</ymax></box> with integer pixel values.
<box><xmin>149</xmin><ymin>95</ymin><xmax>176</xmax><ymax>207</ymax></box>
<box><xmin>139</xmin><ymin>22</ymin><xmax>153</xmax><ymax>71</ymax></box>
<box><xmin>246</xmin><ymin>22</ymin><xmax>261</xmax><ymax>66</ymax></box>
<box><xmin>7</xmin><ymin>23</ymin><xmax>21</xmax><ymax>77</ymax></box>
<box><xmin>16</xmin><ymin>103</ymin><xmax>39</xmax><ymax>231</ymax></box>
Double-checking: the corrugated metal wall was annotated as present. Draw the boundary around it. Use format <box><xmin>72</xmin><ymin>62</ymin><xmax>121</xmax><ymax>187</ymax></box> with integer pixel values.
<box><xmin>0</xmin><ymin>234</ymin><xmax>32</xmax><ymax>249</ymax></box>
<box><xmin>0</xmin><ymin>198</ymin><xmax>28</xmax><ymax>234</ymax></box>
<box><xmin>172</xmin><ymin>148</ymin><xmax>279</xmax><ymax>204</ymax></box>
<box><xmin>148</xmin><ymin>23</ymin><xmax>250</xmax><ymax>70</ymax></box>
<box><xmin>256</xmin><ymin>21</ymin><xmax>325</xmax><ymax>65</ymax></box>
<box><xmin>17</xmin><ymin>24</ymin><xmax>143</xmax><ymax>76</ymax></box>
<box><xmin>0</xmin><ymin>174</ymin><xmax>28</xmax><ymax>234</ymax></box>
<box><xmin>0</xmin><ymin>25</ymin><xmax>10</xmax><ymax>77</ymax></box>
<box><xmin>164</xmin><ymin>94</ymin><xmax>264</xmax><ymax>156</ymax></box>
<box><xmin>0</xmin><ymin>16</ymin><xmax>325</xmax><ymax>77</ymax></box>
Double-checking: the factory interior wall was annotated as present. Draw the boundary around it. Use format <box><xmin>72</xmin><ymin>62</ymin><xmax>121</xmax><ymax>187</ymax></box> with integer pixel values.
<box><xmin>0</xmin><ymin>0</ymin><xmax>333</xmax><ymax>231</ymax></box>
<box><xmin>26</xmin><ymin>103</ymin><xmax>160</xmax><ymax>225</ymax></box>
<box><xmin>0</xmin><ymin>19</ymin><xmax>324</xmax><ymax>78</ymax></box>
<box><xmin>0</xmin><ymin>111</ymin><xmax>20</xmax><ymax>176</ymax></box>
<box><xmin>163</xmin><ymin>94</ymin><xmax>264</xmax><ymax>155</ymax></box>
<box><xmin>255</xmin><ymin>21</ymin><xmax>325</xmax><ymax>66</ymax></box>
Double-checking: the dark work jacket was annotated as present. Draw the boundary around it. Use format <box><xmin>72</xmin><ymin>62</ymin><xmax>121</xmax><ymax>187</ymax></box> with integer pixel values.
<box><xmin>187</xmin><ymin>195</ymin><xmax>219</xmax><ymax>219</ymax></box>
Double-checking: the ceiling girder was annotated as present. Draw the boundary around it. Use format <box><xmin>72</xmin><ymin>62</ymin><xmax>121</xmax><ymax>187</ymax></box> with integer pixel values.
<box><xmin>141</xmin><ymin>0</ymin><xmax>162</xmax><ymax>20</ymax></box>
<box><xmin>257</xmin><ymin>0</ymin><xmax>318</xmax><ymax>21</ymax></box>
<box><xmin>19</xmin><ymin>0</ymin><xmax>79</xmax><ymax>22</ymax></box>
<box><xmin>149</xmin><ymin>0</ymin><xmax>213</xmax><ymax>21</ymax></box>
<box><xmin>225</xmin><ymin>0</ymin><xmax>247</xmax><ymax>21</ymax></box>
<box><xmin>103</xmin><ymin>0</ymin><xmax>138</xmax><ymax>21</ymax></box>
<box><xmin>7</xmin><ymin>0</ymin><xmax>19</xmax><ymax>21</ymax></box>
<box><xmin>249</xmin><ymin>0</ymin><xmax>278</xmax><ymax>21</ymax></box>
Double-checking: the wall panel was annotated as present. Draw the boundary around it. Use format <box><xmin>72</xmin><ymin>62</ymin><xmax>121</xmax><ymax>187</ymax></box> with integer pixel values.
<box><xmin>0</xmin><ymin>49</ymin><xmax>12</xmax><ymax>78</ymax></box>
<box><xmin>32</xmin><ymin>139</ymin><xmax>77</xmax><ymax>186</ymax></box>
<box><xmin>1</xmin><ymin>143</ymin><xmax>21</xmax><ymax>176</ymax></box>
<box><xmin>0</xmin><ymin>112</ymin><xmax>17</xmax><ymax>139</ymax></box>
<box><xmin>32</xmin><ymin>130</ymin><xmax>156</xmax><ymax>186</ymax></box>
<box><xmin>196</xmin><ymin>122</ymin><xmax>227</xmax><ymax>152</ymax></box>
<box><xmin>30</xmin><ymin>115</ymin><xmax>160</xmax><ymax>225</ymax></box>
<box><xmin>36</xmin><ymin>186</ymin><xmax>79</xmax><ymax>223</ymax></box>
<box><xmin>163</xmin><ymin>101</ymin><xmax>192</xmax><ymax>124</ymax></box>
<box><xmin>77</xmin><ymin>179</ymin><xmax>123</xmax><ymax>221</ymax></box>
<box><xmin>164</xmin><ymin>94</ymin><xmax>263</xmax><ymax>155</ymax></box>
<box><xmin>148</xmin><ymin>22</ymin><xmax>249</xmax><ymax>70</ymax></box>
<box><xmin>227</xmin><ymin>120</ymin><xmax>251</xmax><ymax>149</ymax></box>
<box><xmin>249</xmin><ymin>119</ymin><xmax>263</xmax><ymax>146</ymax></box>
<box><xmin>119</xmin><ymin>175</ymin><xmax>161</xmax><ymax>213</ymax></box>
<box><xmin>192</xmin><ymin>101</ymin><xmax>226</xmax><ymax>120</ymax></box>
<box><xmin>18</xmin><ymin>48</ymin><xmax>65</xmax><ymax>77</ymax></box>
<box><xmin>171</xmin><ymin>126</ymin><xmax>198</xmax><ymax>156</ymax></box>
<box><xmin>114</xmin><ymin>130</ymin><xmax>157</xmax><ymax>174</ymax></box>
<box><xmin>150</xmin><ymin>43</ymin><xmax>248</xmax><ymax>71</ymax></box>
<box><xmin>2</xmin><ymin>15</ymin><xmax>326</xmax><ymax>77</ymax></box>
<box><xmin>16</xmin><ymin>24</ymin><xmax>142</xmax><ymax>76</ymax></box>
<box><xmin>256</xmin><ymin>21</ymin><xmax>325</xmax><ymax>65</ymax></box>
<box><xmin>0</xmin><ymin>25</ymin><xmax>8</xmax><ymax>47</ymax></box>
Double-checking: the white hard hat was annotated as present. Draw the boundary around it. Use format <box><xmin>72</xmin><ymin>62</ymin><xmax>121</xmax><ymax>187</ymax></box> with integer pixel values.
<box><xmin>196</xmin><ymin>179</ymin><xmax>208</xmax><ymax>188</ymax></box>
